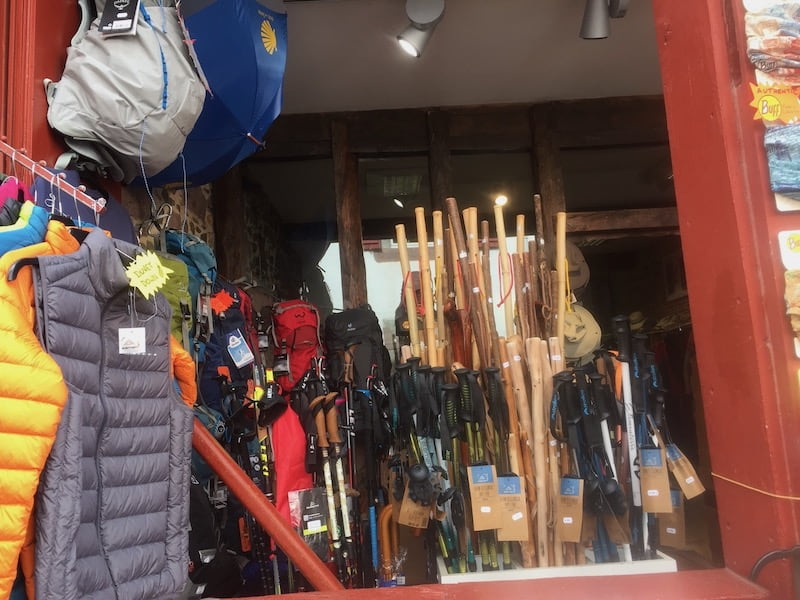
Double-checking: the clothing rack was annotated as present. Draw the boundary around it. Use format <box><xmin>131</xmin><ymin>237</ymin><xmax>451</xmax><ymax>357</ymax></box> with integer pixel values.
<box><xmin>0</xmin><ymin>138</ymin><xmax>107</xmax><ymax>214</ymax></box>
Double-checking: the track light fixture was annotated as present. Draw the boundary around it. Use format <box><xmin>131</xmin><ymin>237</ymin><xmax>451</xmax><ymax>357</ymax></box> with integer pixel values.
<box><xmin>579</xmin><ymin>0</ymin><xmax>629</xmax><ymax>40</ymax></box>
<box><xmin>397</xmin><ymin>0</ymin><xmax>445</xmax><ymax>58</ymax></box>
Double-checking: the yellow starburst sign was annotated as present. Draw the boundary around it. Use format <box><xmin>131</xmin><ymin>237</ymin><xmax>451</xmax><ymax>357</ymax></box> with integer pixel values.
<box><xmin>261</xmin><ymin>19</ymin><xmax>277</xmax><ymax>55</ymax></box>
<box><xmin>749</xmin><ymin>83</ymin><xmax>800</xmax><ymax>124</ymax></box>
<box><xmin>125</xmin><ymin>250</ymin><xmax>173</xmax><ymax>299</ymax></box>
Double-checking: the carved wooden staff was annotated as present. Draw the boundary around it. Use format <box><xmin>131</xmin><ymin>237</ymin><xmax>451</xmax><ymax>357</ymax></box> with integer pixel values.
<box><xmin>415</xmin><ymin>207</ymin><xmax>438</xmax><ymax>366</ymax></box>
<box><xmin>481</xmin><ymin>219</ymin><xmax>501</xmax><ymax>368</ymax></box>
<box><xmin>493</xmin><ymin>204</ymin><xmax>515</xmax><ymax>337</ymax></box>
<box><xmin>533</xmin><ymin>194</ymin><xmax>553</xmax><ymax>338</ymax></box>
<box><xmin>555</xmin><ymin>212</ymin><xmax>567</xmax><ymax>348</ymax></box>
<box><xmin>525</xmin><ymin>337</ymin><xmax>549</xmax><ymax>567</ymax></box>
<box><xmin>548</xmin><ymin>336</ymin><xmax>567</xmax><ymax>565</ymax></box>
<box><xmin>396</xmin><ymin>224</ymin><xmax>421</xmax><ymax>358</ymax></box>
<box><xmin>432</xmin><ymin>210</ymin><xmax>448</xmax><ymax>367</ymax></box>
<box><xmin>445</xmin><ymin>197</ymin><xmax>490</xmax><ymax>369</ymax></box>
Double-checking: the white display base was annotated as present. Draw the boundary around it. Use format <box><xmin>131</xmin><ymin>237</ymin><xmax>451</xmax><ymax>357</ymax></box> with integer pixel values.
<box><xmin>436</xmin><ymin>549</ymin><xmax>676</xmax><ymax>584</ymax></box>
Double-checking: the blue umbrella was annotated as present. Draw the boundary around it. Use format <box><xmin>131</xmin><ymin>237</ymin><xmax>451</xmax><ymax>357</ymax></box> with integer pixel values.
<box><xmin>138</xmin><ymin>0</ymin><xmax>287</xmax><ymax>187</ymax></box>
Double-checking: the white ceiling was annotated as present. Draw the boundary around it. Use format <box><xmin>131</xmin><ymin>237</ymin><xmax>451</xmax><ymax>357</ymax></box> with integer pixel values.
<box><xmin>279</xmin><ymin>0</ymin><xmax>664</xmax><ymax>114</ymax></box>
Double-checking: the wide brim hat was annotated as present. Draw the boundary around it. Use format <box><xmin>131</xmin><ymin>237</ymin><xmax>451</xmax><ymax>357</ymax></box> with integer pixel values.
<box><xmin>563</xmin><ymin>304</ymin><xmax>602</xmax><ymax>363</ymax></box>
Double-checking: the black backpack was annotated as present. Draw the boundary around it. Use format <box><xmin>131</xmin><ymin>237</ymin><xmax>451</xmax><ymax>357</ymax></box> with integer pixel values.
<box><xmin>324</xmin><ymin>305</ymin><xmax>391</xmax><ymax>390</ymax></box>
<box><xmin>187</xmin><ymin>472</ymin><xmax>243</xmax><ymax>598</ymax></box>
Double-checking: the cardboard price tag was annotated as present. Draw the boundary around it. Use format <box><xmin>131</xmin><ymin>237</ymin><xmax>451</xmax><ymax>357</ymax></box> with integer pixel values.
<box><xmin>640</xmin><ymin>447</ymin><xmax>673</xmax><ymax>514</ymax></box>
<box><xmin>556</xmin><ymin>477</ymin><xmax>583</xmax><ymax>543</ymax></box>
<box><xmin>496</xmin><ymin>475</ymin><xmax>530</xmax><ymax>542</ymax></box>
<box><xmin>659</xmin><ymin>489</ymin><xmax>687</xmax><ymax>549</ymax></box>
<box><xmin>397</xmin><ymin>480</ymin><xmax>430</xmax><ymax>529</ymax></box>
<box><xmin>665</xmin><ymin>444</ymin><xmax>705</xmax><ymax>500</ymax></box>
<box><xmin>467</xmin><ymin>465</ymin><xmax>502</xmax><ymax>531</ymax></box>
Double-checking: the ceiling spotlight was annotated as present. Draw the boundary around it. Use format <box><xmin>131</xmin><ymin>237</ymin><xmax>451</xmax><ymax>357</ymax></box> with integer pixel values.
<box><xmin>397</xmin><ymin>0</ymin><xmax>445</xmax><ymax>58</ymax></box>
<box><xmin>393</xmin><ymin>198</ymin><xmax>405</xmax><ymax>208</ymax></box>
<box><xmin>494</xmin><ymin>195</ymin><xmax>508</xmax><ymax>206</ymax></box>
<box><xmin>579</xmin><ymin>0</ymin><xmax>629</xmax><ymax>40</ymax></box>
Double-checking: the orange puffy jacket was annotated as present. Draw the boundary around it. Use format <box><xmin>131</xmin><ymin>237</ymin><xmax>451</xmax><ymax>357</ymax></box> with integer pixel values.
<box><xmin>0</xmin><ymin>222</ymin><xmax>198</xmax><ymax>600</ymax></box>
<box><xmin>0</xmin><ymin>221</ymin><xmax>78</xmax><ymax>600</ymax></box>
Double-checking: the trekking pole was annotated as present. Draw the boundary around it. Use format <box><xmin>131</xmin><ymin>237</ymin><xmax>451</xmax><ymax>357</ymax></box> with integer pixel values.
<box><xmin>516</xmin><ymin>214</ymin><xmax>532</xmax><ymax>341</ymax></box>
<box><xmin>396</xmin><ymin>224</ymin><xmax>421</xmax><ymax>358</ymax></box>
<box><xmin>533</xmin><ymin>195</ymin><xmax>553</xmax><ymax>338</ymax></box>
<box><xmin>481</xmin><ymin>219</ymin><xmax>502</xmax><ymax>368</ymax></box>
<box><xmin>547</xmin><ymin>337</ymin><xmax>566</xmax><ymax>565</ymax></box>
<box><xmin>310</xmin><ymin>393</ymin><xmax>350</xmax><ymax>585</ymax></box>
<box><xmin>555</xmin><ymin>212</ymin><xmax>567</xmax><ymax>347</ymax></box>
<box><xmin>612</xmin><ymin>315</ymin><xmax>644</xmax><ymax>557</ymax></box>
<box><xmin>323</xmin><ymin>392</ymin><xmax>357</xmax><ymax>585</ymax></box>
<box><xmin>537</xmin><ymin>338</ymin><xmax>559</xmax><ymax>565</ymax></box>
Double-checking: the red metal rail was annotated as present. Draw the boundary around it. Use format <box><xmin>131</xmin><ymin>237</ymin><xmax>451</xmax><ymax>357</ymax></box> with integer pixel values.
<box><xmin>192</xmin><ymin>420</ymin><xmax>344</xmax><ymax>592</ymax></box>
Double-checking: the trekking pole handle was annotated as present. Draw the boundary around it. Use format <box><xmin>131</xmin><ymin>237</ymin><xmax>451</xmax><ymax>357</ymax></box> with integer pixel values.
<box><xmin>324</xmin><ymin>393</ymin><xmax>342</xmax><ymax>445</ymax></box>
<box><xmin>612</xmin><ymin>315</ymin><xmax>632</xmax><ymax>362</ymax></box>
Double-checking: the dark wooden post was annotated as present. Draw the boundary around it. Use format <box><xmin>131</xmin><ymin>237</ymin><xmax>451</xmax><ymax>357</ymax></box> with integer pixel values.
<box><xmin>331</xmin><ymin>118</ymin><xmax>367</xmax><ymax>309</ymax></box>
<box><xmin>212</xmin><ymin>164</ymin><xmax>249</xmax><ymax>281</ymax></box>
<box><xmin>427</xmin><ymin>109</ymin><xmax>452</xmax><ymax>212</ymax></box>
<box><xmin>530</xmin><ymin>103</ymin><xmax>566</xmax><ymax>248</ymax></box>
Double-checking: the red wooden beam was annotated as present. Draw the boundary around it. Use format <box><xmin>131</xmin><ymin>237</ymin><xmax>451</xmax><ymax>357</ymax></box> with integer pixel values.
<box><xmin>192</xmin><ymin>421</ymin><xmax>344</xmax><ymax>592</ymax></box>
<box><xmin>652</xmin><ymin>0</ymin><xmax>800</xmax><ymax>597</ymax></box>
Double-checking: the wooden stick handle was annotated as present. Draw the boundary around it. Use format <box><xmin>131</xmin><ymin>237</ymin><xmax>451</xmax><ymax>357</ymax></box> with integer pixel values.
<box><xmin>415</xmin><ymin>207</ymin><xmax>438</xmax><ymax>366</ymax></box>
<box><xmin>396</xmin><ymin>224</ymin><xmax>421</xmax><ymax>358</ymax></box>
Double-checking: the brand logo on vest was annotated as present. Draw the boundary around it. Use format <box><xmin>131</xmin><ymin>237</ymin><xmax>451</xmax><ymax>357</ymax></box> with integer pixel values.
<box><xmin>261</xmin><ymin>19</ymin><xmax>278</xmax><ymax>54</ymax></box>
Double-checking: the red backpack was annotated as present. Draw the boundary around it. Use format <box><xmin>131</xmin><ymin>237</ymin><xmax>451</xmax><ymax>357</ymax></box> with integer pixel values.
<box><xmin>271</xmin><ymin>299</ymin><xmax>322</xmax><ymax>392</ymax></box>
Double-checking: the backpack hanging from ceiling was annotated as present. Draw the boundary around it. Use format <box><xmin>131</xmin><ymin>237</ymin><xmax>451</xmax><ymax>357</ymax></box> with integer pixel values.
<box><xmin>45</xmin><ymin>0</ymin><xmax>205</xmax><ymax>183</ymax></box>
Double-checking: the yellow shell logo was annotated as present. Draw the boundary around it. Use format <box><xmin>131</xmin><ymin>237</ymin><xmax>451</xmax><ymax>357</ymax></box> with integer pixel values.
<box><xmin>261</xmin><ymin>19</ymin><xmax>277</xmax><ymax>54</ymax></box>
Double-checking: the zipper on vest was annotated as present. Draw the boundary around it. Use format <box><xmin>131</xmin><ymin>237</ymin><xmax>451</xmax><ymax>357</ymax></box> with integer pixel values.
<box><xmin>96</xmin><ymin>289</ymin><xmax>129</xmax><ymax>599</ymax></box>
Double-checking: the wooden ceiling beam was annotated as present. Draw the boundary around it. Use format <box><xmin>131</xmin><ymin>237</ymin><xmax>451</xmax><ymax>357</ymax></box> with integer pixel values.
<box><xmin>254</xmin><ymin>95</ymin><xmax>669</xmax><ymax>160</ymax></box>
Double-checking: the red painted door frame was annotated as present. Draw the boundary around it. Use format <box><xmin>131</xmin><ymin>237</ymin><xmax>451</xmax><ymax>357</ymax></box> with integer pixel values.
<box><xmin>1</xmin><ymin>0</ymin><xmax>77</xmax><ymax>166</ymax></box>
<box><xmin>653</xmin><ymin>0</ymin><xmax>800</xmax><ymax>597</ymax></box>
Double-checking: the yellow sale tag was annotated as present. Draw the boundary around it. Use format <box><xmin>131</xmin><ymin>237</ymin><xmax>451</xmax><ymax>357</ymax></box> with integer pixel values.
<box><xmin>125</xmin><ymin>250</ymin><xmax>172</xmax><ymax>299</ymax></box>
<box><xmin>749</xmin><ymin>83</ymin><xmax>800</xmax><ymax>124</ymax></box>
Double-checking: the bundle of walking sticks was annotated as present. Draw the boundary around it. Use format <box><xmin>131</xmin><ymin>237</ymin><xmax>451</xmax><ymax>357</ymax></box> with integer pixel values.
<box><xmin>387</xmin><ymin>195</ymin><xmax>704</xmax><ymax>577</ymax></box>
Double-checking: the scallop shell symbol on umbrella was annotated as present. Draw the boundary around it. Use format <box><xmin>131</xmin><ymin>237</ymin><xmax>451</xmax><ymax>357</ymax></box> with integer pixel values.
<box><xmin>140</xmin><ymin>0</ymin><xmax>288</xmax><ymax>188</ymax></box>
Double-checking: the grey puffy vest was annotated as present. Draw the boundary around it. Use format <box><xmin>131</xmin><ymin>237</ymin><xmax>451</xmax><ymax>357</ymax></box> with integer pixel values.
<box><xmin>33</xmin><ymin>229</ymin><xmax>193</xmax><ymax>600</ymax></box>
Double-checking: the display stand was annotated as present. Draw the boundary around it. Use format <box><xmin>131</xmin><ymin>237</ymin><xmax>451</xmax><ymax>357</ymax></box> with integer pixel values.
<box><xmin>437</xmin><ymin>550</ymin><xmax>677</xmax><ymax>584</ymax></box>
<box><xmin>0</xmin><ymin>138</ymin><xmax>106</xmax><ymax>214</ymax></box>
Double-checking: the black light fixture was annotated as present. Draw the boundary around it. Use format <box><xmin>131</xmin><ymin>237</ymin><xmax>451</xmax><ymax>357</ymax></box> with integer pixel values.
<box><xmin>397</xmin><ymin>0</ymin><xmax>445</xmax><ymax>58</ymax></box>
<box><xmin>579</xmin><ymin>0</ymin><xmax>629</xmax><ymax>40</ymax></box>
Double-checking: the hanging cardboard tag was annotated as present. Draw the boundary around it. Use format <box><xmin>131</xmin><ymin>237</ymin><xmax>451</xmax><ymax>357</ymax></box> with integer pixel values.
<box><xmin>125</xmin><ymin>250</ymin><xmax>172</xmax><ymax>299</ymax></box>
<box><xmin>659</xmin><ymin>489</ymin><xmax>687</xmax><ymax>549</ymax></box>
<box><xmin>467</xmin><ymin>465</ymin><xmax>502</xmax><ymax>531</ymax></box>
<box><xmin>581</xmin><ymin>510</ymin><xmax>597</xmax><ymax>546</ymax></box>
<box><xmin>397</xmin><ymin>480</ymin><xmax>430</xmax><ymax>529</ymax></box>
<box><xmin>640</xmin><ymin>447</ymin><xmax>673</xmax><ymax>514</ymax></box>
<box><xmin>118</xmin><ymin>327</ymin><xmax>146</xmax><ymax>355</ymax></box>
<box><xmin>496</xmin><ymin>475</ymin><xmax>530</xmax><ymax>542</ymax></box>
<box><xmin>556</xmin><ymin>476</ymin><xmax>584</xmax><ymax>543</ymax></box>
<box><xmin>227</xmin><ymin>329</ymin><xmax>255</xmax><ymax>368</ymax></box>
<box><xmin>665</xmin><ymin>444</ymin><xmax>706</xmax><ymax>500</ymax></box>
<box><xmin>602</xmin><ymin>509</ymin><xmax>632</xmax><ymax>546</ymax></box>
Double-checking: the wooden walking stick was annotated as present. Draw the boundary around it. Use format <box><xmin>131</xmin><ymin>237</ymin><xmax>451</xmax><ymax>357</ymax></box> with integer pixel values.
<box><xmin>555</xmin><ymin>212</ymin><xmax>567</xmax><ymax>348</ymax></box>
<box><xmin>445</xmin><ymin>197</ymin><xmax>490</xmax><ymax>369</ymax></box>
<box><xmin>533</xmin><ymin>194</ymin><xmax>553</xmax><ymax>338</ymax></box>
<box><xmin>432</xmin><ymin>210</ymin><xmax>448</xmax><ymax>367</ymax></box>
<box><xmin>415</xmin><ymin>207</ymin><xmax>438</xmax><ymax>366</ymax></box>
<box><xmin>396</xmin><ymin>224</ymin><xmax>421</xmax><ymax>358</ymax></box>
<box><xmin>493</xmin><ymin>204</ymin><xmax>515</xmax><ymax>337</ymax></box>
<box><xmin>481</xmin><ymin>219</ymin><xmax>502</xmax><ymax>368</ymax></box>
<box><xmin>546</xmin><ymin>336</ymin><xmax>566</xmax><ymax>566</ymax></box>
<box><xmin>525</xmin><ymin>337</ymin><xmax>550</xmax><ymax>567</ymax></box>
